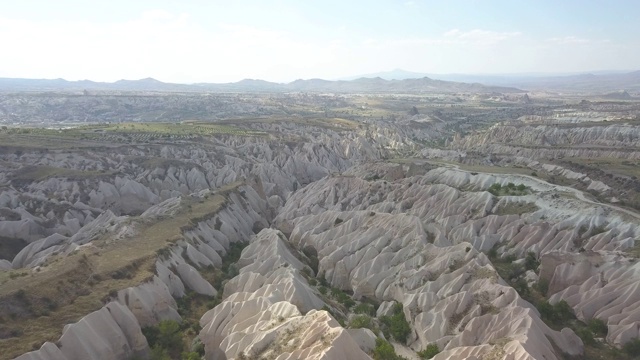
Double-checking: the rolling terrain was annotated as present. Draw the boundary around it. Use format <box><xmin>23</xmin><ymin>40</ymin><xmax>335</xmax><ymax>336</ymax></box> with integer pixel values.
<box><xmin>1</xmin><ymin>87</ymin><xmax>640</xmax><ymax>360</ymax></box>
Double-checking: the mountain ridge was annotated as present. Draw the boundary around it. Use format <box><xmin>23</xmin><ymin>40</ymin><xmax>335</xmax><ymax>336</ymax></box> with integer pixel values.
<box><xmin>341</xmin><ymin>69</ymin><xmax>640</xmax><ymax>92</ymax></box>
<box><xmin>0</xmin><ymin>76</ymin><xmax>522</xmax><ymax>94</ymax></box>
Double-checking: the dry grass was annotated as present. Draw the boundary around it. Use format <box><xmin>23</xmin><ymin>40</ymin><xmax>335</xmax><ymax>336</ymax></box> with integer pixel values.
<box><xmin>10</xmin><ymin>165</ymin><xmax>112</xmax><ymax>182</ymax></box>
<box><xmin>568</xmin><ymin>157</ymin><xmax>640</xmax><ymax>178</ymax></box>
<box><xmin>494</xmin><ymin>202</ymin><xmax>539</xmax><ymax>216</ymax></box>
<box><xmin>0</xmin><ymin>186</ymin><xmax>232</xmax><ymax>359</ymax></box>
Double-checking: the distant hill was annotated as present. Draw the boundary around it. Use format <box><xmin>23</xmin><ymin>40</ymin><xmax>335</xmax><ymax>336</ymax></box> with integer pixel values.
<box><xmin>341</xmin><ymin>69</ymin><xmax>640</xmax><ymax>93</ymax></box>
<box><xmin>0</xmin><ymin>76</ymin><xmax>522</xmax><ymax>94</ymax></box>
<box><xmin>339</xmin><ymin>69</ymin><xmax>430</xmax><ymax>81</ymax></box>
<box><xmin>425</xmin><ymin>71</ymin><xmax>640</xmax><ymax>93</ymax></box>
<box><xmin>504</xmin><ymin>71</ymin><xmax>640</xmax><ymax>92</ymax></box>
<box><xmin>602</xmin><ymin>90</ymin><xmax>633</xmax><ymax>100</ymax></box>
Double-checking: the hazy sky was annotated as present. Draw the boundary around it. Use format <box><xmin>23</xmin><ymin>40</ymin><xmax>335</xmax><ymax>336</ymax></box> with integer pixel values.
<box><xmin>1</xmin><ymin>0</ymin><xmax>638</xmax><ymax>83</ymax></box>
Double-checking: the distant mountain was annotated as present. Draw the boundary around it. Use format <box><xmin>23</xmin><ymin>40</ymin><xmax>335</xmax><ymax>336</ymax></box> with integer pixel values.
<box><xmin>0</xmin><ymin>76</ymin><xmax>522</xmax><ymax>94</ymax></box>
<box><xmin>340</xmin><ymin>69</ymin><xmax>640</xmax><ymax>93</ymax></box>
<box><xmin>602</xmin><ymin>90</ymin><xmax>633</xmax><ymax>100</ymax></box>
<box><xmin>339</xmin><ymin>69</ymin><xmax>430</xmax><ymax>81</ymax></box>
<box><xmin>503</xmin><ymin>71</ymin><xmax>640</xmax><ymax>92</ymax></box>
<box><xmin>0</xmin><ymin>77</ymin><xmax>192</xmax><ymax>92</ymax></box>
<box><xmin>425</xmin><ymin>71</ymin><xmax>640</xmax><ymax>93</ymax></box>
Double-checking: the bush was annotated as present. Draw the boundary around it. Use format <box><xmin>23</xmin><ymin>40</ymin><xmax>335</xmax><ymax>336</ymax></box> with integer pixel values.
<box><xmin>538</xmin><ymin>301</ymin><xmax>555</xmax><ymax>321</ymax></box>
<box><xmin>524</xmin><ymin>252</ymin><xmax>539</xmax><ymax>272</ymax></box>
<box><xmin>536</xmin><ymin>278</ymin><xmax>549</xmax><ymax>296</ymax></box>
<box><xmin>418</xmin><ymin>343</ymin><xmax>440</xmax><ymax>359</ymax></box>
<box><xmin>330</xmin><ymin>288</ymin><xmax>356</xmax><ymax>309</ymax></box>
<box><xmin>353</xmin><ymin>303</ymin><xmax>376</xmax><ymax>316</ymax></box>
<box><xmin>181</xmin><ymin>352</ymin><xmax>201</xmax><ymax>360</ymax></box>
<box><xmin>575</xmin><ymin>327</ymin><xmax>596</xmax><ymax>346</ymax></box>
<box><xmin>149</xmin><ymin>346</ymin><xmax>171</xmax><ymax>360</ymax></box>
<box><xmin>380</xmin><ymin>303</ymin><xmax>411</xmax><ymax>344</ymax></box>
<box><xmin>587</xmin><ymin>318</ymin><xmax>608</xmax><ymax>337</ymax></box>
<box><xmin>554</xmin><ymin>300</ymin><xmax>574</xmax><ymax>322</ymax></box>
<box><xmin>512</xmin><ymin>277</ymin><xmax>530</xmax><ymax>296</ymax></box>
<box><xmin>623</xmin><ymin>338</ymin><xmax>640</xmax><ymax>356</ymax></box>
<box><xmin>349</xmin><ymin>315</ymin><xmax>373</xmax><ymax>330</ymax></box>
<box><xmin>143</xmin><ymin>320</ymin><xmax>184</xmax><ymax>358</ymax></box>
<box><xmin>537</xmin><ymin>300</ymin><xmax>574</xmax><ymax>324</ymax></box>
<box><xmin>372</xmin><ymin>338</ymin><xmax>405</xmax><ymax>360</ymax></box>
<box><xmin>488</xmin><ymin>246</ymin><xmax>498</xmax><ymax>260</ymax></box>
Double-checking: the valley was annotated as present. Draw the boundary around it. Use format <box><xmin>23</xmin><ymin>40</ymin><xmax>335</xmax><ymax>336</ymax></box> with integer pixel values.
<box><xmin>1</xmin><ymin>87</ymin><xmax>640</xmax><ymax>360</ymax></box>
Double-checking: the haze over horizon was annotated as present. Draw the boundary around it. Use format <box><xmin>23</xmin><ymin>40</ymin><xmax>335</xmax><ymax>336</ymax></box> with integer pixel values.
<box><xmin>1</xmin><ymin>0</ymin><xmax>639</xmax><ymax>84</ymax></box>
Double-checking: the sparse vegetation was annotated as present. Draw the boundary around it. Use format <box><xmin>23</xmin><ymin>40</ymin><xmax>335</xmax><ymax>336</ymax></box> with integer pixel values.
<box><xmin>417</xmin><ymin>344</ymin><xmax>440</xmax><ymax>359</ymax></box>
<box><xmin>380</xmin><ymin>303</ymin><xmax>411</xmax><ymax>344</ymax></box>
<box><xmin>488</xmin><ymin>182</ymin><xmax>531</xmax><ymax>196</ymax></box>
<box><xmin>372</xmin><ymin>338</ymin><xmax>407</xmax><ymax>360</ymax></box>
<box><xmin>494</xmin><ymin>201</ymin><xmax>539</xmax><ymax>215</ymax></box>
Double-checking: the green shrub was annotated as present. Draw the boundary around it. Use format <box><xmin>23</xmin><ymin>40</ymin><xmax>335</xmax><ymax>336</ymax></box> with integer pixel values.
<box><xmin>181</xmin><ymin>352</ymin><xmax>201</xmax><ymax>360</ymax></box>
<box><xmin>588</xmin><ymin>318</ymin><xmax>608</xmax><ymax>337</ymax></box>
<box><xmin>417</xmin><ymin>343</ymin><xmax>440</xmax><ymax>359</ymax></box>
<box><xmin>512</xmin><ymin>277</ymin><xmax>530</xmax><ymax>296</ymax></box>
<box><xmin>149</xmin><ymin>346</ymin><xmax>171</xmax><ymax>360</ymax></box>
<box><xmin>353</xmin><ymin>303</ymin><xmax>376</xmax><ymax>316</ymax></box>
<box><xmin>524</xmin><ymin>252</ymin><xmax>539</xmax><ymax>272</ymax></box>
<box><xmin>142</xmin><ymin>326</ymin><xmax>160</xmax><ymax>348</ymax></box>
<box><xmin>623</xmin><ymin>338</ymin><xmax>640</xmax><ymax>356</ymax></box>
<box><xmin>349</xmin><ymin>315</ymin><xmax>373</xmax><ymax>330</ymax></box>
<box><xmin>575</xmin><ymin>327</ymin><xmax>596</xmax><ymax>346</ymax></box>
<box><xmin>488</xmin><ymin>246</ymin><xmax>498</xmax><ymax>260</ymax></box>
<box><xmin>330</xmin><ymin>288</ymin><xmax>356</xmax><ymax>309</ymax></box>
<box><xmin>537</xmin><ymin>301</ymin><xmax>555</xmax><ymax>322</ymax></box>
<box><xmin>372</xmin><ymin>338</ymin><xmax>405</xmax><ymax>360</ymax></box>
<box><xmin>554</xmin><ymin>300</ymin><xmax>574</xmax><ymax>322</ymax></box>
<box><xmin>536</xmin><ymin>278</ymin><xmax>549</xmax><ymax>295</ymax></box>
<box><xmin>143</xmin><ymin>320</ymin><xmax>184</xmax><ymax>358</ymax></box>
<box><xmin>380</xmin><ymin>303</ymin><xmax>411</xmax><ymax>344</ymax></box>
<box><xmin>537</xmin><ymin>300</ymin><xmax>574</xmax><ymax>324</ymax></box>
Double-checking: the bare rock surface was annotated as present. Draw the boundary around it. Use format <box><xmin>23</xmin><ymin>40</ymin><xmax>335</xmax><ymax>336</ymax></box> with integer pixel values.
<box><xmin>199</xmin><ymin>228</ymin><xmax>370</xmax><ymax>359</ymax></box>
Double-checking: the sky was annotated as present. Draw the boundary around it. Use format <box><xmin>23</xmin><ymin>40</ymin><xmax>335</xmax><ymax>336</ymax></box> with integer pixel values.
<box><xmin>0</xmin><ymin>0</ymin><xmax>638</xmax><ymax>83</ymax></box>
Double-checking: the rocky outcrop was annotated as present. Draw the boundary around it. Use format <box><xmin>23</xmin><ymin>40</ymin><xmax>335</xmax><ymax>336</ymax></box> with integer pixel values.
<box><xmin>280</xmin><ymin>208</ymin><xmax>582</xmax><ymax>359</ymax></box>
<box><xmin>199</xmin><ymin>228</ymin><xmax>370</xmax><ymax>359</ymax></box>
<box><xmin>453</xmin><ymin>122</ymin><xmax>640</xmax><ymax>159</ymax></box>
<box><xmin>542</xmin><ymin>251</ymin><xmax>640</xmax><ymax>346</ymax></box>
<box><xmin>268</xmin><ymin>164</ymin><xmax>640</xmax><ymax>356</ymax></box>
<box><xmin>15</xmin><ymin>302</ymin><xmax>149</xmax><ymax>360</ymax></box>
<box><xmin>2</xmin><ymin>118</ymin><xmax>421</xmax><ymax>263</ymax></box>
